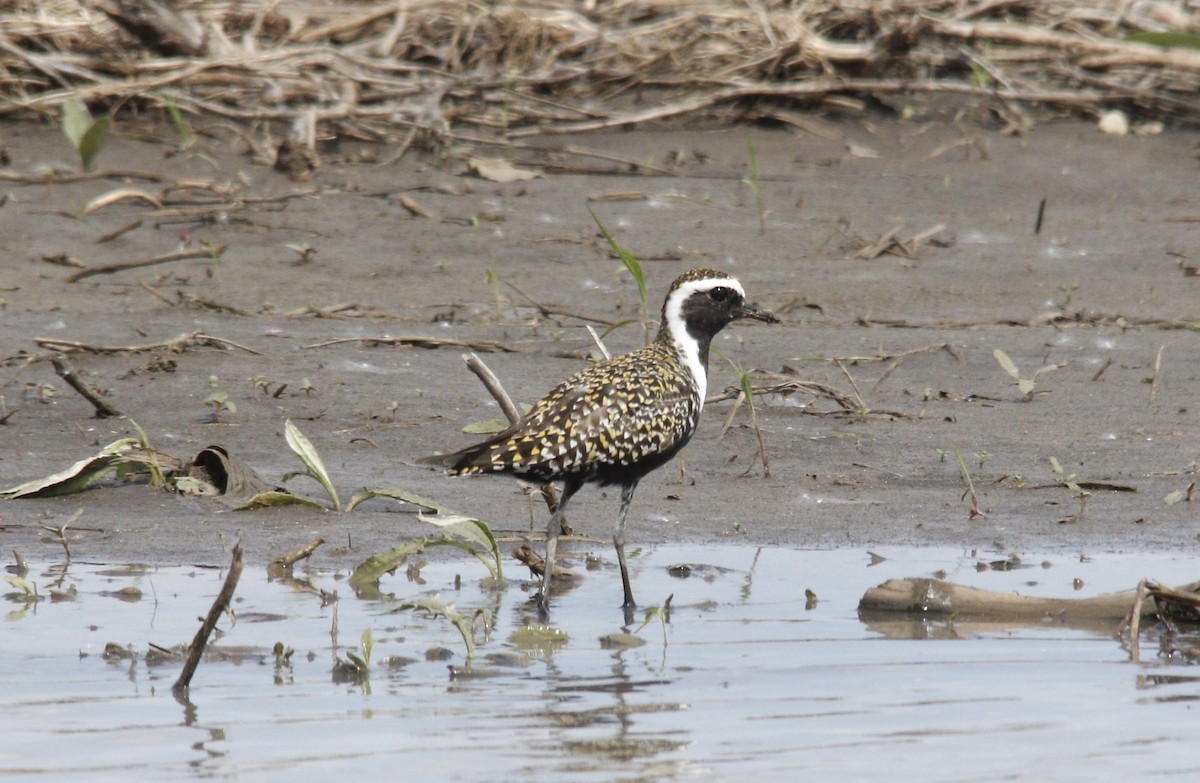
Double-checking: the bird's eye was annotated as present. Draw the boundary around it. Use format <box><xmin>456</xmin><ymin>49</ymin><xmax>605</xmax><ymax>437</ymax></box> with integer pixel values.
<box><xmin>708</xmin><ymin>287</ymin><xmax>732</xmax><ymax>302</ymax></box>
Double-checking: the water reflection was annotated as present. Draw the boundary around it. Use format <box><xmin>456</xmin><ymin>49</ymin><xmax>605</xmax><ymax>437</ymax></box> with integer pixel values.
<box><xmin>3</xmin><ymin>547</ymin><xmax>1200</xmax><ymax>781</ymax></box>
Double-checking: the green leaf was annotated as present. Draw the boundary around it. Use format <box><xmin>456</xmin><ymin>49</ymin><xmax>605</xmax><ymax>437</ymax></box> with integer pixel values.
<box><xmin>589</xmin><ymin>207</ymin><xmax>645</xmax><ymax>306</ymax></box>
<box><xmin>508</xmin><ymin>624</ymin><xmax>569</xmax><ymax>652</ymax></box>
<box><xmin>463</xmin><ymin>418</ymin><xmax>509</xmax><ymax>435</ymax></box>
<box><xmin>284</xmin><ymin>419</ymin><xmax>340</xmax><ymax>511</ymax></box>
<box><xmin>78</xmin><ymin>116</ymin><xmax>112</xmax><ymax>171</ymax></box>
<box><xmin>1049</xmin><ymin>456</ymin><xmax>1064</xmax><ymax>475</ymax></box>
<box><xmin>234</xmin><ymin>490</ymin><xmax>326</xmax><ymax>510</ymax></box>
<box><xmin>739</xmin><ymin>368</ymin><xmax>754</xmax><ymax>402</ymax></box>
<box><xmin>349</xmin><ymin>540</ymin><xmax>430</xmax><ymax>596</ymax></box>
<box><xmin>745</xmin><ymin>134</ymin><xmax>762</xmax><ymax>197</ymax></box>
<box><xmin>419</xmin><ymin>512</ymin><xmax>502</xmax><ymax>580</ymax></box>
<box><xmin>1032</xmin><ymin>363</ymin><xmax>1064</xmax><ymax>379</ymax></box>
<box><xmin>992</xmin><ymin>349</ymin><xmax>1020</xmax><ymax>380</ymax></box>
<box><xmin>1126</xmin><ymin>31</ymin><xmax>1200</xmax><ymax>50</ymax></box>
<box><xmin>2</xmin><ymin>438</ymin><xmax>139</xmax><ymax>498</ymax></box>
<box><xmin>391</xmin><ymin>596</ymin><xmax>476</xmax><ymax>660</ymax></box>
<box><xmin>4</xmin><ymin>575</ymin><xmax>36</xmax><ymax>598</ymax></box>
<box><xmin>345</xmin><ymin>488</ymin><xmax>442</xmax><ymax>513</ymax></box>
<box><xmin>420</xmin><ymin>512</ymin><xmax>493</xmax><ymax>551</ymax></box>
<box><xmin>61</xmin><ymin>97</ymin><xmax>91</xmax><ymax>149</ymax></box>
<box><xmin>1164</xmin><ymin>489</ymin><xmax>1187</xmax><ymax>506</ymax></box>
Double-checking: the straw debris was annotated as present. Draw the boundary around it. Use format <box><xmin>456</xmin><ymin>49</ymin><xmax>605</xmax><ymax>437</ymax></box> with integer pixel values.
<box><xmin>5</xmin><ymin>1</ymin><xmax>1200</xmax><ymax>154</ymax></box>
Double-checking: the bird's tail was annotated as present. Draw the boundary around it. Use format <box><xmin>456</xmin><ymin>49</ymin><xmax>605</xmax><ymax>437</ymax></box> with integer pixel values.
<box><xmin>416</xmin><ymin>441</ymin><xmax>498</xmax><ymax>475</ymax></box>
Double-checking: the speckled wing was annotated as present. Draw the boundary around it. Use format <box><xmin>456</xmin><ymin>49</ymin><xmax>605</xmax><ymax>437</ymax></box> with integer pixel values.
<box><xmin>442</xmin><ymin>346</ymin><xmax>700</xmax><ymax>481</ymax></box>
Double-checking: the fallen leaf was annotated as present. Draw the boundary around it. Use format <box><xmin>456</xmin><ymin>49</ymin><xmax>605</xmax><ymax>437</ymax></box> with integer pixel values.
<box><xmin>468</xmin><ymin>157</ymin><xmax>542</xmax><ymax>182</ymax></box>
<box><xmin>1</xmin><ymin>438</ymin><xmax>139</xmax><ymax>498</ymax></box>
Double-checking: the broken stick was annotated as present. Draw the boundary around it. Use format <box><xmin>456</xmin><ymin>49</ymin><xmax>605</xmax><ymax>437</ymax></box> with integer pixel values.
<box><xmin>51</xmin><ymin>355</ymin><xmax>124</xmax><ymax>418</ymax></box>
<box><xmin>271</xmin><ymin>535</ymin><xmax>325</xmax><ymax>568</ymax></box>
<box><xmin>173</xmin><ymin>543</ymin><xmax>244</xmax><ymax>694</ymax></box>
<box><xmin>462</xmin><ymin>352</ymin><xmax>567</xmax><ymax>534</ymax></box>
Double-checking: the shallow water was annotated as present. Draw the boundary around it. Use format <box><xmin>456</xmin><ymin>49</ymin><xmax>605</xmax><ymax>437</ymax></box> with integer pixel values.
<box><xmin>3</xmin><ymin>545</ymin><xmax>1199</xmax><ymax>782</ymax></box>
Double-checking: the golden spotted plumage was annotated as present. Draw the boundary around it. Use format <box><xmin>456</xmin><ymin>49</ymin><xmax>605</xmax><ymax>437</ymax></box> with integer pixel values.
<box><xmin>448</xmin><ymin>341</ymin><xmax>701</xmax><ymax>483</ymax></box>
<box><xmin>426</xmin><ymin>267</ymin><xmax>779</xmax><ymax>612</ymax></box>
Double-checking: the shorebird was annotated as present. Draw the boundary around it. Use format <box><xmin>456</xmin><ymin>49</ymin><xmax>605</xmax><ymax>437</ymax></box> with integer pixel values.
<box><xmin>427</xmin><ymin>268</ymin><xmax>778</xmax><ymax>612</ymax></box>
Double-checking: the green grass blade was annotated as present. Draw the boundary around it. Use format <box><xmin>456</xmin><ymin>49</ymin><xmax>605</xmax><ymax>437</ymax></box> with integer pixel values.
<box><xmin>60</xmin><ymin>97</ymin><xmax>91</xmax><ymax>149</ymax></box>
<box><xmin>163</xmin><ymin>98</ymin><xmax>193</xmax><ymax>146</ymax></box>
<box><xmin>589</xmin><ymin>206</ymin><xmax>645</xmax><ymax>306</ymax></box>
<box><xmin>234</xmin><ymin>491</ymin><xmax>326</xmax><ymax>510</ymax></box>
<box><xmin>78</xmin><ymin>116</ymin><xmax>112</xmax><ymax>171</ymax></box>
<box><xmin>1126</xmin><ymin>31</ymin><xmax>1200</xmax><ymax>50</ymax></box>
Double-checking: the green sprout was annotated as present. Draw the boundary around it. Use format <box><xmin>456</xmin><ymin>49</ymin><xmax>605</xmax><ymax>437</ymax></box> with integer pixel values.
<box><xmin>60</xmin><ymin>97</ymin><xmax>111</xmax><ymax>171</ymax></box>
<box><xmin>589</xmin><ymin>207</ymin><xmax>650</xmax><ymax>344</ymax></box>
<box><xmin>743</xmin><ymin>135</ymin><xmax>766</xmax><ymax>234</ymax></box>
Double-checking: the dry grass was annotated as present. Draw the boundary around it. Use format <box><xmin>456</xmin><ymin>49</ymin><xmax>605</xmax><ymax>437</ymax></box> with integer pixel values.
<box><xmin>3</xmin><ymin>0</ymin><xmax>1200</xmax><ymax>151</ymax></box>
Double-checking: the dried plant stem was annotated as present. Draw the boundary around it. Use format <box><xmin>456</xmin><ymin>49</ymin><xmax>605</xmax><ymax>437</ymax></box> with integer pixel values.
<box><xmin>173</xmin><ymin>543</ymin><xmax>244</xmax><ymax>694</ymax></box>
<box><xmin>462</xmin><ymin>352</ymin><xmax>565</xmax><ymax>533</ymax></box>
<box><xmin>66</xmin><ymin>246</ymin><xmax>226</xmax><ymax>282</ymax></box>
<box><xmin>36</xmin><ymin>331</ymin><xmax>263</xmax><ymax>356</ymax></box>
<box><xmin>272</xmin><ymin>536</ymin><xmax>325</xmax><ymax>568</ymax></box>
<box><xmin>50</xmin><ymin>355</ymin><xmax>124</xmax><ymax>418</ymax></box>
<box><xmin>1149</xmin><ymin>345</ymin><xmax>1164</xmax><ymax>405</ymax></box>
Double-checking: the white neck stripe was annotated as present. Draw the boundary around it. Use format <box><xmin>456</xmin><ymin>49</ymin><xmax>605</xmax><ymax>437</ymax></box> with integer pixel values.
<box><xmin>662</xmin><ymin>277</ymin><xmax>742</xmax><ymax>409</ymax></box>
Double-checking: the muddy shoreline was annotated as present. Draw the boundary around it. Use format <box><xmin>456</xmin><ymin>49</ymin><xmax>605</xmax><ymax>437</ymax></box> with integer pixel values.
<box><xmin>2</xmin><ymin>115</ymin><xmax>1198</xmax><ymax>569</ymax></box>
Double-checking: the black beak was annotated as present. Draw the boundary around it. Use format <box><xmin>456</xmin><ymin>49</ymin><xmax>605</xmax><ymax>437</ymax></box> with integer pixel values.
<box><xmin>737</xmin><ymin>301</ymin><xmax>780</xmax><ymax>324</ymax></box>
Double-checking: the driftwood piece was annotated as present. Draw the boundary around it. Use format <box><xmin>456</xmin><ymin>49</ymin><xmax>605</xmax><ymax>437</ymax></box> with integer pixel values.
<box><xmin>271</xmin><ymin>536</ymin><xmax>325</xmax><ymax>568</ymax></box>
<box><xmin>859</xmin><ymin>577</ymin><xmax>1159</xmax><ymax>622</ymax></box>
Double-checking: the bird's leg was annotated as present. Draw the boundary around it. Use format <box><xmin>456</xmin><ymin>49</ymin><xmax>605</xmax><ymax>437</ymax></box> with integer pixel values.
<box><xmin>539</xmin><ymin>478</ymin><xmax>581</xmax><ymax>616</ymax></box>
<box><xmin>615</xmin><ymin>480</ymin><xmax>639</xmax><ymax>609</ymax></box>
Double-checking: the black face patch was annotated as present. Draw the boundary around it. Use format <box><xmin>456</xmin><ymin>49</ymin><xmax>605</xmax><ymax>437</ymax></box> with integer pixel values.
<box><xmin>680</xmin><ymin>287</ymin><xmax>743</xmax><ymax>344</ymax></box>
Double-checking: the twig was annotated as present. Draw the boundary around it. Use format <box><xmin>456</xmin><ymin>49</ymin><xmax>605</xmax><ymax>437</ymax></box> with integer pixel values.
<box><xmin>836</xmin><ymin>361</ymin><xmax>868</xmax><ymax>411</ymax></box>
<box><xmin>503</xmin><ymin>281</ymin><xmax>617</xmax><ymax>326</ymax></box>
<box><xmin>398</xmin><ymin>194</ymin><xmax>441</xmax><ymax>221</ymax></box>
<box><xmin>271</xmin><ymin>536</ymin><xmax>325</xmax><ymax>568</ymax></box>
<box><xmin>0</xmin><ymin>169</ymin><xmax>166</xmax><ymax>184</ymax></box>
<box><xmin>305</xmin><ymin>336</ymin><xmax>515</xmax><ymax>352</ymax></box>
<box><xmin>36</xmin><ymin>331</ymin><xmax>263</xmax><ymax>356</ymax></box>
<box><xmin>585</xmin><ymin>325</ymin><xmax>612</xmax><ymax>360</ymax></box>
<box><xmin>1125</xmin><ymin>579</ymin><xmax>1149</xmax><ymax>663</ymax></box>
<box><xmin>96</xmin><ymin>218</ymin><xmax>143</xmax><ymax>243</ymax></box>
<box><xmin>50</xmin><ymin>355</ymin><xmax>124</xmax><ymax>418</ymax></box>
<box><xmin>173</xmin><ymin>543</ymin><xmax>244</xmax><ymax>694</ymax></box>
<box><xmin>462</xmin><ymin>352</ymin><xmax>565</xmax><ymax>533</ymax></box>
<box><xmin>462</xmin><ymin>352</ymin><xmax>522</xmax><ymax>424</ymax></box>
<box><xmin>65</xmin><ymin>246</ymin><xmax>226</xmax><ymax>282</ymax></box>
<box><xmin>952</xmin><ymin>445</ymin><xmax>987</xmax><ymax>520</ymax></box>
<box><xmin>1149</xmin><ymin>345</ymin><xmax>1164</xmax><ymax>405</ymax></box>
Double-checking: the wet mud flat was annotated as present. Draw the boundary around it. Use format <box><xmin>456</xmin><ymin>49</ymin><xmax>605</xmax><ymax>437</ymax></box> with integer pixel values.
<box><xmin>1</xmin><ymin>115</ymin><xmax>1198</xmax><ymax>567</ymax></box>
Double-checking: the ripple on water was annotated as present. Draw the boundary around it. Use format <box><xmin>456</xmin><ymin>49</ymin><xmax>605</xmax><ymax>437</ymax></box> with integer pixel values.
<box><xmin>3</xmin><ymin>546</ymin><xmax>1200</xmax><ymax>782</ymax></box>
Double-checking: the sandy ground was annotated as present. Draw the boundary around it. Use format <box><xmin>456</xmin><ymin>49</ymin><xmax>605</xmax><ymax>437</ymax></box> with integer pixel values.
<box><xmin>1</xmin><ymin>113</ymin><xmax>1198</xmax><ymax>570</ymax></box>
